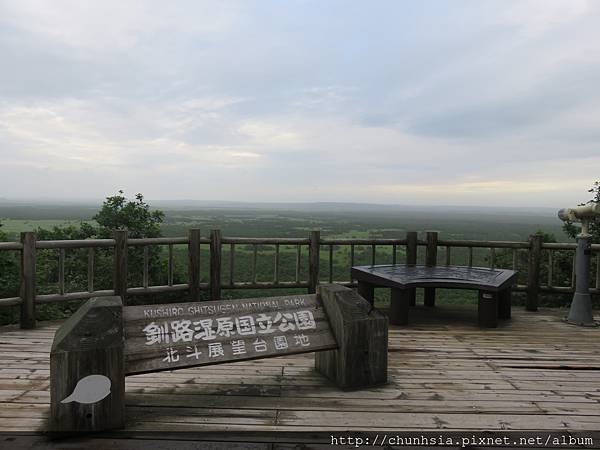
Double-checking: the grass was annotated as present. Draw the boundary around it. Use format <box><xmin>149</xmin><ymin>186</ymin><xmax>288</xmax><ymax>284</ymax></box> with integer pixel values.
<box><xmin>0</xmin><ymin>219</ymin><xmax>96</xmax><ymax>235</ymax></box>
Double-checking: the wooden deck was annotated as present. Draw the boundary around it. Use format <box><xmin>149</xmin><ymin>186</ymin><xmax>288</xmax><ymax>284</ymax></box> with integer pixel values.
<box><xmin>1</xmin><ymin>304</ymin><xmax>600</xmax><ymax>445</ymax></box>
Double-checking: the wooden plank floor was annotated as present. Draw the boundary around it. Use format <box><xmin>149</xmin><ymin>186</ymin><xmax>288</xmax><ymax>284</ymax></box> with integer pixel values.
<box><xmin>2</xmin><ymin>304</ymin><xmax>600</xmax><ymax>435</ymax></box>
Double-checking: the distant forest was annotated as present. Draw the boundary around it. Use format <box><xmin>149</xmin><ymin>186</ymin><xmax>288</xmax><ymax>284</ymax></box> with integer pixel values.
<box><xmin>0</xmin><ymin>199</ymin><xmax>569</xmax><ymax>241</ymax></box>
<box><xmin>0</xmin><ymin>194</ymin><xmax>595</xmax><ymax>326</ymax></box>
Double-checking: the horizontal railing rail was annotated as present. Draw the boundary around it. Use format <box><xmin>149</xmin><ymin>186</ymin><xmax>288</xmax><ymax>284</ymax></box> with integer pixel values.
<box><xmin>35</xmin><ymin>239</ymin><xmax>116</xmax><ymax>249</ymax></box>
<box><xmin>1</xmin><ymin>229</ymin><xmax>598</xmax><ymax>328</ymax></box>
<box><xmin>0</xmin><ymin>242</ymin><xmax>23</xmax><ymax>251</ymax></box>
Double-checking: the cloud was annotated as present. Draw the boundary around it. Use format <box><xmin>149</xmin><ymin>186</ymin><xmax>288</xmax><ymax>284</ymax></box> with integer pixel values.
<box><xmin>0</xmin><ymin>1</ymin><xmax>238</xmax><ymax>51</ymax></box>
<box><xmin>497</xmin><ymin>0</ymin><xmax>590</xmax><ymax>36</ymax></box>
<box><xmin>0</xmin><ymin>0</ymin><xmax>599</xmax><ymax>206</ymax></box>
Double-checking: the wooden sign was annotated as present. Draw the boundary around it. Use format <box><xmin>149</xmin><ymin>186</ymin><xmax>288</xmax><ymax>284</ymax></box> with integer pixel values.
<box><xmin>49</xmin><ymin>285</ymin><xmax>388</xmax><ymax>433</ymax></box>
<box><xmin>124</xmin><ymin>294</ymin><xmax>337</xmax><ymax>374</ymax></box>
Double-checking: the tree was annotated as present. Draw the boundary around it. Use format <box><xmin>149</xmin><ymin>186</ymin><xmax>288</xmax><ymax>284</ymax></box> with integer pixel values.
<box><xmin>492</xmin><ymin>229</ymin><xmax>574</xmax><ymax>307</ymax></box>
<box><xmin>0</xmin><ymin>222</ymin><xmax>17</xmax><ymax>292</ymax></box>
<box><xmin>35</xmin><ymin>224</ymin><xmax>100</xmax><ymax>297</ymax></box>
<box><xmin>0</xmin><ymin>222</ymin><xmax>20</xmax><ymax>323</ymax></box>
<box><xmin>93</xmin><ymin>191</ymin><xmax>164</xmax><ymax>238</ymax></box>
<box><xmin>561</xmin><ymin>180</ymin><xmax>600</xmax><ymax>307</ymax></box>
<box><xmin>31</xmin><ymin>191</ymin><xmax>167</xmax><ymax>296</ymax></box>
<box><xmin>1</xmin><ymin>193</ymin><xmax>181</xmax><ymax>325</ymax></box>
<box><xmin>0</xmin><ymin>223</ymin><xmax>16</xmax><ymax>294</ymax></box>
<box><xmin>562</xmin><ymin>180</ymin><xmax>600</xmax><ymax>242</ymax></box>
<box><xmin>92</xmin><ymin>191</ymin><xmax>166</xmax><ymax>295</ymax></box>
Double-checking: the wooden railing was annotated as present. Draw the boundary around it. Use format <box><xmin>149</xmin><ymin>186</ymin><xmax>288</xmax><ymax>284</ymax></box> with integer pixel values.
<box><xmin>1</xmin><ymin>229</ymin><xmax>598</xmax><ymax>328</ymax></box>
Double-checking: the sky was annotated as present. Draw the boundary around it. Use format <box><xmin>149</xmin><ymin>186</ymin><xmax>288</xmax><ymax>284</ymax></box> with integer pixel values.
<box><xmin>0</xmin><ymin>0</ymin><xmax>599</xmax><ymax>207</ymax></box>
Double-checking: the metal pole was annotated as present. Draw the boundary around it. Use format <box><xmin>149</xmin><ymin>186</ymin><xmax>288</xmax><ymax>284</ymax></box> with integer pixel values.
<box><xmin>565</xmin><ymin>233</ymin><xmax>596</xmax><ymax>326</ymax></box>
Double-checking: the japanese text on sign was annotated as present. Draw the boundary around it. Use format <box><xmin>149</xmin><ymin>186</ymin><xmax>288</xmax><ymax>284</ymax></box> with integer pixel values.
<box><xmin>142</xmin><ymin>310</ymin><xmax>316</xmax><ymax>345</ymax></box>
<box><xmin>141</xmin><ymin>310</ymin><xmax>317</xmax><ymax>364</ymax></box>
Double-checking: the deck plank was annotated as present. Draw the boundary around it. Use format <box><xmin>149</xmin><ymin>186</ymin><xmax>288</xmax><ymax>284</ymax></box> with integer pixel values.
<box><xmin>1</xmin><ymin>305</ymin><xmax>599</xmax><ymax>436</ymax></box>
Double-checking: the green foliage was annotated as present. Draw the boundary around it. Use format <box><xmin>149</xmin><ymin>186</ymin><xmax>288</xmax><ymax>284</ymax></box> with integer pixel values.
<box><xmin>36</xmin><ymin>223</ymin><xmax>97</xmax><ymax>241</ymax></box>
<box><xmin>93</xmin><ymin>191</ymin><xmax>164</xmax><ymax>238</ymax></box>
<box><xmin>555</xmin><ymin>181</ymin><xmax>600</xmax><ymax>306</ymax></box>
<box><xmin>532</xmin><ymin>230</ymin><xmax>573</xmax><ymax>306</ymax></box>
<box><xmin>30</xmin><ymin>192</ymin><xmax>166</xmax><ymax>294</ymax></box>
<box><xmin>0</xmin><ymin>221</ymin><xmax>19</xmax><ymax>323</ymax></box>
<box><xmin>0</xmin><ymin>224</ymin><xmax>13</xmax><ymax>291</ymax></box>
<box><xmin>531</xmin><ymin>229</ymin><xmax>557</xmax><ymax>244</ymax></box>
<box><xmin>0</xmin><ymin>193</ymin><xmax>168</xmax><ymax>325</ymax></box>
<box><xmin>562</xmin><ymin>180</ymin><xmax>600</xmax><ymax>241</ymax></box>
<box><xmin>91</xmin><ymin>192</ymin><xmax>166</xmax><ymax>292</ymax></box>
<box><xmin>0</xmin><ymin>222</ymin><xmax>18</xmax><ymax>296</ymax></box>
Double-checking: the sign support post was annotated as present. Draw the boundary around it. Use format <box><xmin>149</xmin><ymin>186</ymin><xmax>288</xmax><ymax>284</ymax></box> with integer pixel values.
<box><xmin>50</xmin><ymin>296</ymin><xmax>125</xmax><ymax>432</ymax></box>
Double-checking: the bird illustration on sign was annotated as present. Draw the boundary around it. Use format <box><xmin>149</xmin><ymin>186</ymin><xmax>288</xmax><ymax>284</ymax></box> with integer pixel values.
<box><xmin>61</xmin><ymin>375</ymin><xmax>111</xmax><ymax>404</ymax></box>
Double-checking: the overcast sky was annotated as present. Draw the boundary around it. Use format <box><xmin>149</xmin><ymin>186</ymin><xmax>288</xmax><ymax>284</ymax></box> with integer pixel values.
<box><xmin>1</xmin><ymin>0</ymin><xmax>599</xmax><ymax>206</ymax></box>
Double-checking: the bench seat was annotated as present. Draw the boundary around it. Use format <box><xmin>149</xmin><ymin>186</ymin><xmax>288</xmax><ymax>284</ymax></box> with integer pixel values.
<box><xmin>351</xmin><ymin>264</ymin><xmax>518</xmax><ymax>328</ymax></box>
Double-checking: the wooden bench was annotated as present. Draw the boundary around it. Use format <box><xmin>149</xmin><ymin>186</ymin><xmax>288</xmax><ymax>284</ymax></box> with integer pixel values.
<box><xmin>351</xmin><ymin>264</ymin><xmax>518</xmax><ymax>328</ymax></box>
<box><xmin>49</xmin><ymin>284</ymin><xmax>388</xmax><ymax>432</ymax></box>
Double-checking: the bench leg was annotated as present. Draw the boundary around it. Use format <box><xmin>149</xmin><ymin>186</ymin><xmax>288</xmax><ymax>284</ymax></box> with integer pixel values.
<box><xmin>498</xmin><ymin>288</ymin><xmax>512</xmax><ymax>320</ymax></box>
<box><xmin>390</xmin><ymin>288</ymin><xmax>410</xmax><ymax>325</ymax></box>
<box><xmin>424</xmin><ymin>287</ymin><xmax>435</xmax><ymax>307</ymax></box>
<box><xmin>357</xmin><ymin>281</ymin><xmax>375</xmax><ymax>305</ymax></box>
<box><xmin>478</xmin><ymin>291</ymin><xmax>498</xmax><ymax>328</ymax></box>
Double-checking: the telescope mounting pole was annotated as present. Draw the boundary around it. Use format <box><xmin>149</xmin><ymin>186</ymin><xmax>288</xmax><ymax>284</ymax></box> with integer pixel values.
<box><xmin>565</xmin><ymin>225</ymin><xmax>597</xmax><ymax>326</ymax></box>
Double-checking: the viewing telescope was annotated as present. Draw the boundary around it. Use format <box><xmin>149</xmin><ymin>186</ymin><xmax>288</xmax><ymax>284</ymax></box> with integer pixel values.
<box><xmin>558</xmin><ymin>203</ymin><xmax>600</xmax><ymax>236</ymax></box>
<box><xmin>557</xmin><ymin>202</ymin><xmax>599</xmax><ymax>326</ymax></box>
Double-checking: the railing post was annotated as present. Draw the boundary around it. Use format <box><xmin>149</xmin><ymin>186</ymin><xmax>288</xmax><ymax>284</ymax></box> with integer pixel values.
<box><xmin>425</xmin><ymin>231</ymin><xmax>438</xmax><ymax>266</ymax></box>
<box><xmin>308</xmin><ymin>230</ymin><xmax>320</xmax><ymax>294</ymax></box>
<box><xmin>406</xmin><ymin>231</ymin><xmax>417</xmax><ymax>265</ymax></box>
<box><xmin>424</xmin><ymin>231</ymin><xmax>438</xmax><ymax>306</ymax></box>
<box><xmin>405</xmin><ymin>231</ymin><xmax>418</xmax><ymax>306</ymax></box>
<box><xmin>19</xmin><ymin>231</ymin><xmax>36</xmax><ymax>329</ymax></box>
<box><xmin>113</xmin><ymin>229</ymin><xmax>128</xmax><ymax>305</ymax></box>
<box><xmin>210</xmin><ymin>229</ymin><xmax>222</xmax><ymax>301</ymax></box>
<box><xmin>527</xmin><ymin>233</ymin><xmax>543</xmax><ymax>311</ymax></box>
<box><xmin>188</xmin><ymin>228</ymin><xmax>201</xmax><ymax>302</ymax></box>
